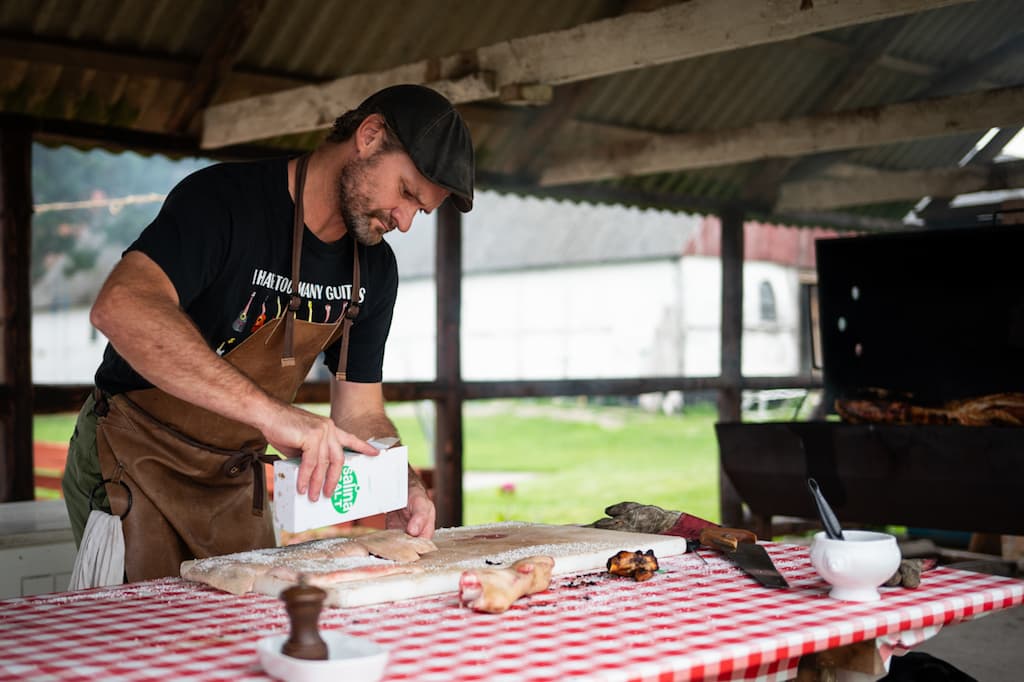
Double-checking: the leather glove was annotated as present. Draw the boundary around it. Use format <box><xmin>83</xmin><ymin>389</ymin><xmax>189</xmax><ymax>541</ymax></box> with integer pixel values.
<box><xmin>589</xmin><ymin>501</ymin><xmax>682</xmax><ymax>535</ymax></box>
<box><xmin>884</xmin><ymin>558</ymin><xmax>924</xmax><ymax>588</ymax></box>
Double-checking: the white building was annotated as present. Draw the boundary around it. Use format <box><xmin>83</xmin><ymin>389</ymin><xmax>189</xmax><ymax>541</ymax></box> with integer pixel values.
<box><xmin>382</xmin><ymin>191</ymin><xmax>824</xmax><ymax>383</ymax></box>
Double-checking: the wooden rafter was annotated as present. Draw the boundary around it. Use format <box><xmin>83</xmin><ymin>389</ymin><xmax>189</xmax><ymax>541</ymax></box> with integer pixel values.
<box><xmin>165</xmin><ymin>0</ymin><xmax>268</xmax><ymax>134</ymax></box>
<box><xmin>540</xmin><ymin>86</ymin><xmax>1024</xmax><ymax>186</ymax></box>
<box><xmin>0</xmin><ymin>37</ymin><xmax>306</xmax><ymax>95</ymax></box>
<box><xmin>741</xmin><ymin>18</ymin><xmax>910</xmax><ymax>205</ymax></box>
<box><xmin>494</xmin><ymin>0</ymin><xmax>663</xmax><ymax>177</ymax></box>
<box><xmin>782</xmin><ymin>28</ymin><xmax>1024</xmax><ymax>185</ymax></box>
<box><xmin>916</xmin><ymin>126</ymin><xmax>1023</xmax><ymax>219</ymax></box>
<box><xmin>31</xmin><ymin>116</ymin><xmax>300</xmax><ymax>160</ymax></box>
<box><xmin>200</xmin><ymin>0</ymin><xmax>969</xmax><ymax>148</ymax></box>
<box><xmin>0</xmin><ymin>31</ymin><xmax>971</xmax><ymax>100</ymax></box>
<box><xmin>776</xmin><ymin>160</ymin><xmax>1024</xmax><ymax>212</ymax></box>
<box><xmin>497</xmin><ymin>83</ymin><xmax>594</xmax><ymax>176</ymax></box>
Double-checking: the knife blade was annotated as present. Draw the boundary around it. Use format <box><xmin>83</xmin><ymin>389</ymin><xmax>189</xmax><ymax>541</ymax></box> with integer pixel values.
<box><xmin>699</xmin><ymin>527</ymin><xmax>790</xmax><ymax>589</ymax></box>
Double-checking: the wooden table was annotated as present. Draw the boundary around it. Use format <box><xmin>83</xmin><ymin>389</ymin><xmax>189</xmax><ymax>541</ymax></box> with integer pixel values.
<box><xmin>1</xmin><ymin>543</ymin><xmax>1021</xmax><ymax>681</ymax></box>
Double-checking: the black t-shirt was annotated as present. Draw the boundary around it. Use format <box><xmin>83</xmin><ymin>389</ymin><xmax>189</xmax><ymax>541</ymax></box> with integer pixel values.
<box><xmin>94</xmin><ymin>157</ymin><xmax>398</xmax><ymax>395</ymax></box>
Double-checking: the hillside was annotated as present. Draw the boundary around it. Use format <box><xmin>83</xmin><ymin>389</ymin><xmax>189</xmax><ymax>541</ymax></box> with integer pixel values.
<box><xmin>31</xmin><ymin>145</ymin><xmax>212</xmax><ymax>309</ymax></box>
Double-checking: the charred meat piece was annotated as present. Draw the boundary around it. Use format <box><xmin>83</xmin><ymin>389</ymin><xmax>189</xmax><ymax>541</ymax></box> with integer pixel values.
<box><xmin>606</xmin><ymin>549</ymin><xmax>659</xmax><ymax>582</ymax></box>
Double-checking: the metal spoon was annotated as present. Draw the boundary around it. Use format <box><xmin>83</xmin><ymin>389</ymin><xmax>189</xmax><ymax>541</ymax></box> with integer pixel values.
<box><xmin>807</xmin><ymin>478</ymin><xmax>845</xmax><ymax>540</ymax></box>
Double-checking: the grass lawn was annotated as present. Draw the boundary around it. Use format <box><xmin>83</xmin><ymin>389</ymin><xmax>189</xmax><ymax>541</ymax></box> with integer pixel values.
<box><xmin>34</xmin><ymin>413</ymin><xmax>78</xmax><ymax>444</ymax></box>
<box><xmin>363</xmin><ymin>399</ymin><xmax>722</xmax><ymax>526</ymax></box>
<box><xmin>454</xmin><ymin>400</ymin><xmax>719</xmax><ymax>526</ymax></box>
<box><xmin>33</xmin><ymin>399</ymin><xmax>724</xmax><ymax>526</ymax></box>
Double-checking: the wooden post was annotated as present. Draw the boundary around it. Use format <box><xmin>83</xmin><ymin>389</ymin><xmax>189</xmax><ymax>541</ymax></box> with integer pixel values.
<box><xmin>718</xmin><ymin>206</ymin><xmax>744</xmax><ymax>527</ymax></box>
<box><xmin>433</xmin><ymin>200</ymin><xmax>464</xmax><ymax>527</ymax></box>
<box><xmin>0</xmin><ymin>118</ymin><xmax>34</xmax><ymax>502</ymax></box>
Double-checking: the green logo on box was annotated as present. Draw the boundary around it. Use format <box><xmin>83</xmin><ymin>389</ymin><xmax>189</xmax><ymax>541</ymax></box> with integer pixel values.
<box><xmin>331</xmin><ymin>465</ymin><xmax>360</xmax><ymax>513</ymax></box>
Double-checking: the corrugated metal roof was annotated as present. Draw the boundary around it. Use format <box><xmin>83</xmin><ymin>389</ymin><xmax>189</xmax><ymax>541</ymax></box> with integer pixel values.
<box><xmin>2</xmin><ymin>0</ymin><xmax>1022</xmax><ymax>229</ymax></box>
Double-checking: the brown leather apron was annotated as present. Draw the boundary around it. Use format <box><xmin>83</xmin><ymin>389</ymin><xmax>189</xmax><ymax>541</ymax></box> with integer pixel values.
<box><xmin>95</xmin><ymin>155</ymin><xmax>361</xmax><ymax>581</ymax></box>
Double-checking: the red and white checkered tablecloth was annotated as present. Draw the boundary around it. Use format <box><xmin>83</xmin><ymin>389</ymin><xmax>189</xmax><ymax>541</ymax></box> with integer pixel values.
<box><xmin>1</xmin><ymin>543</ymin><xmax>1021</xmax><ymax>682</ymax></box>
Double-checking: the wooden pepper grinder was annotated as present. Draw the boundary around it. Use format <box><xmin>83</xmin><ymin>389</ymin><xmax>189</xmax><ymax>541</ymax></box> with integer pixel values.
<box><xmin>280</xmin><ymin>577</ymin><xmax>329</xmax><ymax>660</ymax></box>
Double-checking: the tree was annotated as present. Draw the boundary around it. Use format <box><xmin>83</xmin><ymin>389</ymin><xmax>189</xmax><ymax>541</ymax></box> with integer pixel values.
<box><xmin>31</xmin><ymin>143</ymin><xmax>209</xmax><ymax>284</ymax></box>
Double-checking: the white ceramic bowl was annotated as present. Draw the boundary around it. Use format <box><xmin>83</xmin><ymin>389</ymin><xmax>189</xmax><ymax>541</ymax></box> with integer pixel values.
<box><xmin>258</xmin><ymin>632</ymin><xmax>389</xmax><ymax>682</ymax></box>
<box><xmin>809</xmin><ymin>530</ymin><xmax>901</xmax><ymax>602</ymax></box>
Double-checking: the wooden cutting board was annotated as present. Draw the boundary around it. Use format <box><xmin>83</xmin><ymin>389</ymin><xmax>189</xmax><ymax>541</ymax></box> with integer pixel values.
<box><xmin>255</xmin><ymin>522</ymin><xmax>688</xmax><ymax>608</ymax></box>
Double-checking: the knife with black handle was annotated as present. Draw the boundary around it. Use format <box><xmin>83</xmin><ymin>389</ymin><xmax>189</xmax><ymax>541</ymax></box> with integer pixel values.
<box><xmin>699</xmin><ymin>527</ymin><xmax>790</xmax><ymax>589</ymax></box>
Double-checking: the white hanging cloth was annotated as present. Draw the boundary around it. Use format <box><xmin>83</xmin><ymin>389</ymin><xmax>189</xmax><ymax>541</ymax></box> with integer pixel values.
<box><xmin>68</xmin><ymin>509</ymin><xmax>125</xmax><ymax>590</ymax></box>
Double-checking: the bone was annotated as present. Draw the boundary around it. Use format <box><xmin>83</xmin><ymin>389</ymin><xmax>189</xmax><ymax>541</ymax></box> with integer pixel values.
<box><xmin>458</xmin><ymin>555</ymin><xmax>555</xmax><ymax>614</ymax></box>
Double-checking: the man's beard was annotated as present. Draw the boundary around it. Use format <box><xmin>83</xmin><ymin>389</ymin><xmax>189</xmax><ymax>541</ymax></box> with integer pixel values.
<box><xmin>336</xmin><ymin>151</ymin><xmax>397</xmax><ymax>246</ymax></box>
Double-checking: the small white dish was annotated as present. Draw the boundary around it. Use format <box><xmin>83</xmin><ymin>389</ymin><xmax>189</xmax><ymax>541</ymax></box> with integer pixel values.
<box><xmin>810</xmin><ymin>530</ymin><xmax>901</xmax><ymax>602</ymax></box>
<box><xmin>258</xmin><ymin>631</ymin><xmax>389</xmax><ymax>682</ymax></box>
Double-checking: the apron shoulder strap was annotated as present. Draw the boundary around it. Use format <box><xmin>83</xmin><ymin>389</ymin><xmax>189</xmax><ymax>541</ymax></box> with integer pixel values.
<box><xmin>335</xmin><ymin>241</ymin><xmax>360</xmax><ymax>381</ymax></box>
<box><xmin>281</xmin><ymin>153</ymin><xmax>362</xmax><ymax>379</ymax></box>
<box><xmin>281</xmin><ymin>155</ymin><xmax>310</xmax><ymax>367</ymax></box>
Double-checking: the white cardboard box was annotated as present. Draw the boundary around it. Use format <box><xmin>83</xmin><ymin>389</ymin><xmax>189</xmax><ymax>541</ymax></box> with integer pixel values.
<box><xmin>272</xmin><ymin>441</ymin><xmax>408</xmax><ymax>533</ymax></box>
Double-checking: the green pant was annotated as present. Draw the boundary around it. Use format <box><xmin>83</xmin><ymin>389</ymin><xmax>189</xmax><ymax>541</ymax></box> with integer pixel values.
<box><xmin>61</xmin><ymin>392</ymin><xmax>110</xmax><ymax>548</ymax></box>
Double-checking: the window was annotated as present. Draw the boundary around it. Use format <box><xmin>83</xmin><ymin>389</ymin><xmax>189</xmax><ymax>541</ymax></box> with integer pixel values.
<box><xmin>759</xmin><ymin>280</ymin><xmax>777</xmax><ymax>323</ymax></box>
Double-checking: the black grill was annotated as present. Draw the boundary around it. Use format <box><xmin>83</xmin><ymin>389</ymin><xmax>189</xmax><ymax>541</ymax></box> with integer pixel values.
<box><xmin>717</xmin><ymin>225</ymin><xmax>1024</xmax><ymax>535</ymax></box>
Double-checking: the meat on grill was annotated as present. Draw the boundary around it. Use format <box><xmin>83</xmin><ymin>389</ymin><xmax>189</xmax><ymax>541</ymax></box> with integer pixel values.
<box><xmin>835</xmin><ymin>392</ymin><xmax>1024</xmax><ymax>426</ymax></box>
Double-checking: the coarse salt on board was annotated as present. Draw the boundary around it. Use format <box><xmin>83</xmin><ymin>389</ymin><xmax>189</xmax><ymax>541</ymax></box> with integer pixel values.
<box><xmin>261</xmin><ymin>522</ymin><xmax>688</xmax><ymax>608</ymax></box>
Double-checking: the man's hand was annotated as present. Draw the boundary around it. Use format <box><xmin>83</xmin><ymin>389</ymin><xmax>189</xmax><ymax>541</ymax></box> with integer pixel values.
<box><xmin>387</xmin><ymin>481</ymin><xmax>435</xmax><ymax>539</ymax></box>
<box><xmin>261</xmin><ymin>404</ymin><xmax>378</xmax><ymax>501</ymax></box>
<box><xmin>329</xmin><ymin>381</ymin><xmax>430</xmax><ymax>531</ymax></box>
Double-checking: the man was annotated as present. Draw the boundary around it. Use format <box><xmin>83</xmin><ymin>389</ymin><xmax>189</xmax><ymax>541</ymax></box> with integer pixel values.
<box><xmin>61</xmin><ymin>84</ymin><xmax>474</xmax><ymax>582</ymax></box>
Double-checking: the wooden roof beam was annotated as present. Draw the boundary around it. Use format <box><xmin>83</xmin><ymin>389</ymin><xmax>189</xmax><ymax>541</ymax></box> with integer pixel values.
<box><xmin>165</xmin><ymin>0</ymin><xmax>268</xmax><ymax>134</ymax></box>
<box><xmin>0</xmin><ymin>37</ymin><xmax>307</xmax><ymax>94</ymax></box>
<box><xmin>497</xmin><ymin>0</ymin><xmax>681</xmax><ymax>176</ymax></box>
<box><xmin>540</xmin><ymin>86</ymin><xmax>1024</xmax><ymax>186</ymax></box>
<box><xmin>200</xmin><ymin>0</ymin><xmax>970</xmax><ymax>148</ymax></box>
<box><xmin>740</xmin><ymin>18</ymin><xmax>912</xmax><ymax>205</ymax></box>
<box><xmin>783</xmin><ymin>29</ymin><xmax>1024</xmax><ymax>185</ymax></box>
<box><xmin>775</xmin><ymin>159</ymin><xmax>1024</xmax><ymax>212</ymax></box>
<box><xmin>915</xmin><ymin>126</ymin><xmax>1023</xmax><ymax>218</ymax></box>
